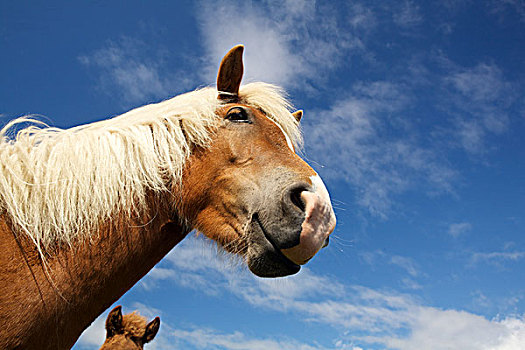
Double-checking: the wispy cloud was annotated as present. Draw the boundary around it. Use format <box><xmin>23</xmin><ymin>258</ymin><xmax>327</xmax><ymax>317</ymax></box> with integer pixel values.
<box><xmin>392</xmin><ymin>0</ymin><xmax>423</xmax><ymax>28</ymax></box>
<box><xmin>171</xmin><ymin>327</ymin><xmax>328</xmax><ymax>350</ymax></box>
<box><xmin>348</xmin><ymin>3</ymin><xmax>377</xmax><ymax>32</ymax></box>
<box><xmin>488</xmin><ymin>0</ymin><xmax>525</xmax><ymax>21</ymax></box>
<box><xmin>137</xmin><ymin>237</ymin><xmax>525</xmax><ymax>350</ymax></box>
<box><xmin>448</xmin><ymin>222</ymin><xmax>472</xmax><ymax>238</ymax></box>
<box><xmin>390</xmin><ymin>255</ymin><xmax>419</xmax><ymax>278</ymax></box>
<box><xmin>196</xmin><ymin>1</ymin><xmax>372</xmax><ymax>88</ymax></box>
<box><xmin>362</xmin><ymin>309</ymin><xmax>525</xmax><ymax>350</ymax></box>
<box><xmin>471</xmin><ymin>250</ymin><xmax>525</xmax><ymax>265</ymax></box>
<box><xmin>442</xmin><ymin>62</ymin><xmax>515</xmax><ymax>155</ymax></box>
<box><xmin>360</xmin><ymin>250</ymin><xmax>420</xmax><ymax>278</ymax></box>
<box><xmin>303</xmin><ymin>80</ymin><xmax>456</xmax><ymax>217</ymax></box>
<box><xmin>76</xmin><ymin>312</ymin><xmax>106</xmax><ymax>349</ymax></box>
<box><xmin>79</xmin><ymin>37</ymin><xmax>195</xmax><ymax>106</ymax></box>
<box><xmin>401</xmin><ymin>278</ymin><xmax>423</xmax><ymax>290</ymax></box>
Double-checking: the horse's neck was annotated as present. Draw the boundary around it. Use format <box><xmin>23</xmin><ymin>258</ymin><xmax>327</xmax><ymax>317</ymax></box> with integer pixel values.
<box><xmin>0</xmin><ymin>207</ymin><xmax>187</xmax><ymax>350</ymax></box>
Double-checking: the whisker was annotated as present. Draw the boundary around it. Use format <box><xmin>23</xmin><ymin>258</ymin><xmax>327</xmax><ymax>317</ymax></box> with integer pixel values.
<box><xmin>330</xmin><ymin>234</ymin><xmax>355</xmax><ymax>247</ymax></box>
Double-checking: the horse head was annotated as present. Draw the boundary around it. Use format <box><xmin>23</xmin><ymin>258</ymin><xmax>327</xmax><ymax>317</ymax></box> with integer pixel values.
<box><xmin>100</xmin><ymin>306</ymin><xmax>160</xmax><ymax>350</ymax></box>
<box><xmin>177</xmin><ymin>46</ymin><xmax>336</xmax><ymax>277</ymax></box>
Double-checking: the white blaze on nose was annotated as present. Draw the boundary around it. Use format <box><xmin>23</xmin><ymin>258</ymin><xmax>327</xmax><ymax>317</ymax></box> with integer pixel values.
<box><xmin>281</xmin><ymin>175</ymin><xmax>336</xmax><ymax>265</ymax></box>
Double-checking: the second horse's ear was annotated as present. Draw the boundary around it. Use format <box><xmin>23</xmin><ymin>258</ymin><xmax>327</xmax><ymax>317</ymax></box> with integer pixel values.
<box><xmin>217</xmin><ymin>45</ymin><xmax>244</xmax><ymax>101</ymax></box>
<box><xmin>105</xmin><ymin>305</ymin><xmax>123</xmax><ymax>338</ymax></box>
<box><xmin>143</xmin><ymin>317</ymin><xmax>161</xmax><ymax>343</ymax></box>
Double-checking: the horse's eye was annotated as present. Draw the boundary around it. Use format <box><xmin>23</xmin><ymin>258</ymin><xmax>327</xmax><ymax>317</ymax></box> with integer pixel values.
<box><xmin>226</xmin><ymin>108</ymin><xmax>251</xmax><ymax>123</ymax></box>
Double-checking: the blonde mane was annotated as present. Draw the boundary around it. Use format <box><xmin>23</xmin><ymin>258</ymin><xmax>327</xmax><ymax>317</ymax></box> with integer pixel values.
<box><xmin>0</xmin><ymin>83</ymin><xmax>302</xmax><ymax>250</ymax></box>
<box><xmin>120</xmin><ymin>312</ymin><xmax>148</xmax><ymax>339</ymax></box>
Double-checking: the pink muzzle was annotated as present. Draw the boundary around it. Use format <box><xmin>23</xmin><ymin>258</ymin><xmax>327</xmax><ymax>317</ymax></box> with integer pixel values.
<box><xmin>281</xmin><ymin>175</ymin><xmax>336</xmax><ymax>265</ymax></box>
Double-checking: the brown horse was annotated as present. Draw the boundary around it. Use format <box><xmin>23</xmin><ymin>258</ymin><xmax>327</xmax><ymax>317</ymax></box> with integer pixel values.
<box><xmin>0</xmin><ymin>45</ymin><xmax>336</xmax><ymax>349</ymax></box>
<box><xmin>99</xmin><ymin>306</ymin><xmax>160</xmax><ymax>350</ymax></box>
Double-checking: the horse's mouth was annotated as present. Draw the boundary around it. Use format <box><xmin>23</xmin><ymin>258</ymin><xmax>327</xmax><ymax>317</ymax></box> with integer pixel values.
<box><xmin>247</xmin><ymin>213</ymin><xmax>300</xmax><ymax>277</ymax></box>
<box><xmin>253</xmin><ymin>213</ymin><xmax>300</xmax><ymax>266</ymax></box>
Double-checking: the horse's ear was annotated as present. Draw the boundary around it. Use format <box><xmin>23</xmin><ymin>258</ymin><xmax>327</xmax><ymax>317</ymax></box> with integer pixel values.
<box><xmin>292</xmin><ymin>110</ymin><xmax>303</xmax><ymax>123</ymax></box>
<box><xmin>217</xmin><ymin>45</ymin><xmax>244</xmax><ymax>100</ymax></box>
<box><xmin>143</xmin><ymin>317</ymin><xmax>160</xmax><ymax>343</ymax></box>
<box><xmin>105</xmin><ymin>305</ymin><xmax>123</xmax><ymax>338</ymax></box>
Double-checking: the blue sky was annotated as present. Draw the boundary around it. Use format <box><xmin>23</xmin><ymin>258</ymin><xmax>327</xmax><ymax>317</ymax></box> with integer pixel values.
<box><xmin>2</xmin><ymin>1</ymin><xmax>525</xmax><ymax>349</ymax></box>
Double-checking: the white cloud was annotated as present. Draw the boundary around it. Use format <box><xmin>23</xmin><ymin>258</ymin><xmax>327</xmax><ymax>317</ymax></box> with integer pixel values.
<box><xmin>348</xmin><ymin>3</ymin><xmax>377</xmax><ymax>32</ymax></box>
<box><xmin>448</xmin><ymin>64</ymin><xmax>509</xmax><ymax>103</ymax></box>
<box><xmin>138</xmin><ymin>238</ymin><xmax>525</xmax><ymax>349</ymax></box>
<box><xmin>401</xmin><ymin>278</ymin><xmax>423</xmax><ymax>290</ymax></box>
<box><xmin>392</xmin><ymin>0</ymin><xmax>423</xmax><ymax>28</ymax></box>
<box><xmin>472</xmin><ymin>290</ymin><xmax>493</xmax><ymax>310</ymax></box>
<box><xmin>443</xmin><ymin>62</ymin><xmax>514</xmax><ymax>155</ymax></box>
<box><xmin>171</xmin><ymin>327</ymin><xmax>327</xmax><ymax>350</ymax></box>
<box><xmin>142</xmin><ymin>235</ymin><xmax>346</xmax><ymax>302</ymax></box>
<box><xmin>360</xmin><ymin>250</ymin><xmax>420</xmax><ymax>278</ymax></box>
<box><xmin>390</xmin><ymin>255</ymin><xmax>419</xmax><ymax>277</ymax></box>
<box><xmin>79</xmin><ymin>37</ymin><xmax>195</xmax><ymax>106</ymax></box>
<box><xmin>488</xmin><ymin>0</ymin><xmax>525</xmax><ymax>21</ymax></box>
<box><xmin>303</xmin><ymin>81</ymin><xmax>456</xmax><ymax>217</ymax></box>
<box><xmin>443</xmin><ymin>0</ymin><xmax>473</xmax><ymax>10</ymax></box>
<box><xmin>130</xmin><ymin>302</ymin><xmax>163</xmax><ymax>320</ymax></box>
<box><xmin>471</xmin><ymin>251</ymin><xmax>525</xmax><ymax>265</ymax></box>
<box><xmin>364</xmin><ymin>309</ymin><xmax>525</xmax><ymax>350</ymax></box>
<box><xmin>196</xmin><ymin>0</ymin><xmax>371</xmax><ymax>88</ymax></box>
<box><xmin>76</xmin><ymin>312</ymin><xmax>106</xmax><ymax>349</ymax></box>
<box><xmin>448</xmin><ymin>222</ymin><xmax>472</xmax><ymax>237</ymax></box>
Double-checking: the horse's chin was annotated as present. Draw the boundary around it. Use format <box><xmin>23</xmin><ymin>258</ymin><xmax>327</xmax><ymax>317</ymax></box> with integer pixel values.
<box><xmin>245</xmin><ymin>213</ymin><xmax>301</xmax><ymax>278</ymax></box>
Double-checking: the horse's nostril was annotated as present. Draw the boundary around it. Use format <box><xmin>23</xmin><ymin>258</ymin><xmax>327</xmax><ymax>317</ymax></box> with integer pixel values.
<box><xmin>322</xmin><ymin>236</ymin><xmax>329</xmax><ymax>248</ymax></box>
<box><xmin>289</xmin><ymin>187</ymin><xmax>307</xmax><ymax>212</ymax></box>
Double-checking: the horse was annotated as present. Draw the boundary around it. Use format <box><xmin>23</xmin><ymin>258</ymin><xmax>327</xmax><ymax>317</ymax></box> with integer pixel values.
<box><xmin>0</xmin><ymin>45</ymin><xmax>336</xmax><ymax>349</ymax></box>
<box><xmin>99</xmin><ymin>306</ymin><xmax>160</xmax><ymax>350</ymax></box>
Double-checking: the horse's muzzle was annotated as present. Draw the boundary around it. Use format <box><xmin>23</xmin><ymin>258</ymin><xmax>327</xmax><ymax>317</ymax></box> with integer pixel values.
<box><xmin>245</xmin><ymin>174</ymin><xmax>335</xmax><ymax>277</ymax></box>
<box><xmin>280</xmin><ymin>175</ymin><xmax>336</xmax><ymax>265</ymax></box>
